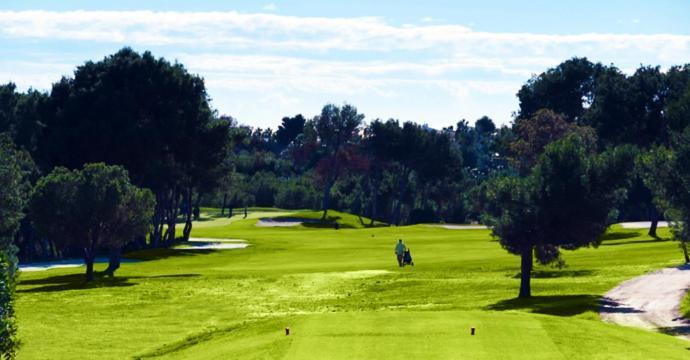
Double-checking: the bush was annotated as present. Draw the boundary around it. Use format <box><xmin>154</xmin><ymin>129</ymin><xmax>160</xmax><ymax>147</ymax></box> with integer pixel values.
<box><xmin>0</xmin><ymin>253</ymin><xmax>16</xmax><ymax>359</ymax></box>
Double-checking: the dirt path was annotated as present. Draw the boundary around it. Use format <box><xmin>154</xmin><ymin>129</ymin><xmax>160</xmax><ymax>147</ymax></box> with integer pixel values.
<box><xmin>176</xmin><ymin>238</ymin><xmax>249</xmax><ymax>250</ymax></box>
<box><xmin>600</xmin><ymin>265</ymin><xmax>690</xmax><ymax>340</ymax></box>
<box><xmin>429</xmin><ymin>224</ymin><xmax>488</xmax><ymax>230</ymax></box>
<box><xmin>619</xmin><ymin>221</ymin><xmax>669</xmax><ymax>229</ymax></box>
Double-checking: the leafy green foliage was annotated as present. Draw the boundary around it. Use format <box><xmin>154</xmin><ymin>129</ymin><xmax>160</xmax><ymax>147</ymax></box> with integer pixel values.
<box><xmin>0</xmin><ymin>135</ymin><xmax>31</xmax><ymax>359</ymax></box>
<box><xmin>681</xmin><ymin>290</ymin><xmax>690</xmax><ymax>319</ymax></box>
<box><xmin>483</xmin><ymin>134</ymin><xmax>635</xmax><ymax>296</ymax></box>
<box><xmin>638</xmin><ymin>129</ymin><xmax>690</xmax><ymax>262</ymax></box>
<box><xmin>30</xmin><ymin>163</ymin><xmax>155</xmax><ymax>280</ymax></box>
<box><xmin>511</xmin><ymin>109</ymin><xmax>596</xmax><ymax>173</ymax></box>
<box><xmin>313</xmin><ymin>104</ymin><xmax>364</xmax><ymax>218</ymax></box>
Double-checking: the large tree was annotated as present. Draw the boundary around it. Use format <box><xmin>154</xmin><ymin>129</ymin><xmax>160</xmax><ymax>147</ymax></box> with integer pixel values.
<box><xmin>517</xmin><ymin>57</ymin><xmax>604</xmax><ymax>122</ymax></box>
<box><xmin>638</xmin><ymin>128</ymin><xmax>690</xmax><ymax>263</ymax></box>
<box><xmin>38</xmin><ymin>48</ymin><xmax>228</xmax><ymax>247</ymax></box>
<box><xmin>313</xmin><ymin>104</ymin><xmax>364</xmax><ymax>220</ymax></box>
<box><xmin>0</xmin><ymin>83</ymin><xmax>48</xmax><ymax>155</ymax></box>
<box><xmin>518</xmin><ymin>60</ymin><xmax>690</xmax><ymax>235</ymax></box>
<box><xmin>483</xmin><ymin>134</ymin><xmax>634</xmax><ymax>297</ymax></box>
<box><xmin>0</xmin><ymin>134</ymin><xmax>32</xmax><ymax>358</ymax></box>
<box><xmin>30</xmin><ymin>163</ymin><xmax>154</xmax><ymax>281</ymax></box>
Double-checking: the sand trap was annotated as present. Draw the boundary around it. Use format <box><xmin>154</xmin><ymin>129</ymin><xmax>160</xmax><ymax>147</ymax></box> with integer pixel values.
<box><xmin>20</xmin><ymin>257</ymin><xmax>140</xmax><ymax>272</ymax></box>
<box><xmin>256</xmin><ymin>217</ymin><xmax>329</xmax><ymax>227</ymax></box>
<box><xmin>21</xmin><ymin>238</ymin><xmax>248</xmax><ymax>271</ymax></box>
<box><xmin>176</xmin><ymin>238</ymin><xmax>249</xmax><ymax>250</ymax></box>
<box><xmin>432</xmin><ymin>224</ymin><xmax>488</xmax><ymax>230</ymax></box>
<box><xmin>187</xmin><ymin>237</ymin><xmax>246</xmax><ymax>243</ymax></box>
<box><xmin>619</xmin><ymin>221</ymin><xmax>669</xmax><ymax>229</ymax></box>
<box><xmin>256</xmin><ymin>219</ymin><xmax>301</xmax><ymax>227</ymax></box>
<box><xmin>600</xmin><ymin>264</ymin><xmax>690</xmax><ymax>340</ymax></box>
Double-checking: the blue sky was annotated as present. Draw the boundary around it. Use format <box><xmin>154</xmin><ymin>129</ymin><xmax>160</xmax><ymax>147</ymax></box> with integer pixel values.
<box><xmin>1</xmin><ymin>1</ymin><xmax>689</xmax><ymax>129</ymax></box>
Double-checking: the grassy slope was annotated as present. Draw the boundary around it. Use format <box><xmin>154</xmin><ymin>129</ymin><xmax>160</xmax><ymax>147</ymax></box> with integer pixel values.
<box><xmin>15</xmin><ymin>211</ymin><xmax>690</xmax><ymax>359</ymax></box>
<box><xmin>682</xmin><ymin>291</ymin><xmax>690</xmax><ymax>319</ymax></box>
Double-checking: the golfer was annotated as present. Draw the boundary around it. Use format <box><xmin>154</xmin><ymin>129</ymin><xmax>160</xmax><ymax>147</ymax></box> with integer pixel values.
<box><xmin>395</xmin><ymin>239</ymin><xmax>406</xmax><ymax>267</ymax></box>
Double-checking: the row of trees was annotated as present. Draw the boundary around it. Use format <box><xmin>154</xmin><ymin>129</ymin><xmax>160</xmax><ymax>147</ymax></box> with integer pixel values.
<box><xmin>213</xmin><ymin>110</ymin><xmax>506</xmax><ymax>226</ymax></box>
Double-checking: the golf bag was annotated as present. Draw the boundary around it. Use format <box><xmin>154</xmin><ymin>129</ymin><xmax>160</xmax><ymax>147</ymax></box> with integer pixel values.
<box><xmin>403</xmin><ymin>249</ymin><xmax>414</xmax><ymax>266</ymax></box>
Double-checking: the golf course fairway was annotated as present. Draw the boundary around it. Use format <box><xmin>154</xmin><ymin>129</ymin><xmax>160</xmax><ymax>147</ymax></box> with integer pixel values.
<box><xmin>15</xmin><ymin>210</ymin><xmax>690</xmax><ymax>359</ymax></box>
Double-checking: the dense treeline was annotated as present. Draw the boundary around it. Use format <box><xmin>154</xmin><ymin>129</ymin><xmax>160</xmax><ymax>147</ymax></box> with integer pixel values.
<box><xmin>1</xmin><ymin>51</ymin><xmax>690</xmax><ymax>263</ymax></box>
<box><xmin>0</xmin><ymin>48</ymin><xmax>688</xmax><ymax>322</ymax></box>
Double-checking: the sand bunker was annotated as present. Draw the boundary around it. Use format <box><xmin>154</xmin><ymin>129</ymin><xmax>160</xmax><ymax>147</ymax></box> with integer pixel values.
<box><xmin>175</xmin><ymin>238</ymin><xmax>249</xmax><ymax>250</ymax></box>
<box><xmin>256</xmin><ymin>217</ymin><xmax>328</xmax><ymax>227</ymax></box>
<box><xmin>600</xmin><ymin>264</ymin><xmax>690</xmax><ymax>340</ymax></box>
<box><xmin>433</xmin><ymin>224</ymin><xmax>488</xmax><ymax>230</ymax></box>
<box><xmin>21</xmin><ymin>238</ymin><xmax>248</xmax><ymax>271</ymax></box>
<box><xmin>619</xmin><ymin>221</ymin><xmax>669</xmax><ymax>229</ymax></box>
<box><xmin>20</xmin><ymin>257</ymin><xmax>140</xmax><ymax>272</ymax></box>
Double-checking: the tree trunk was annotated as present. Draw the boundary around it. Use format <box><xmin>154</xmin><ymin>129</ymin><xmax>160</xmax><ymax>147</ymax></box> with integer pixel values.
<box><xmin>164</xmin><ymin>187</ymin><xmax>181</xmax><ymax>246</ymax></box>
<box><xmin>519</xmin><ymin>246</ymin><xmax>533</xmax><ymax>298</ymax></box>
<box><xmin>321</xmin><ymin>180</ymin><xmax>333</xmax><ymax>220</ymax></box>
<box><xmin>193</xmin><ymin>192</ymin><xmax>202</xmax><ymax>221</ymax></box>
<box><xmin>84</xmin><ymin>247</ymin><xmax>95</xmax><ymax>282</ymax></box>
<box><xmin>103</xmin><ymin>247</ymin><xmax>122</xmax><ymax>276</ymax></box>
<box><xmin>150</xmin><ymin>192</ymin><xmax>165</xmax><ymax>248</ymax></box>
<box><xmin>648</xmin><ymin>206</ymin><xmax>659</xmax><ymax>238</ymax></box>
<box><xmin>369</xmin><ymin>176</ymin><xmax>379</xmax><ymax>226</ymax></box>
<box><xmin>221</xmin><ymin>193</ymin><xmax>227</xmax><ymax>215</ymax></box>
<box><xmin>182</xmin><ymin>187</ymin><xmax>193</xmax><ymax>241</ymax></box>
<box><xmin>682</xmin><ymin>240</ymin><xmax>690</xmax><ymax>264</ymax></box>
<box><xmin>393</xmin><ymin>171</ymin><xmax>408</xmax><ymax>226</ymax></box>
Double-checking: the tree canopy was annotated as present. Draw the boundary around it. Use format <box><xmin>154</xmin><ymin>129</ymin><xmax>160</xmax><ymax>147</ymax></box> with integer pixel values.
<box><xmin>0</xmin><ymin>134</ymin><xmax>32</xmax><ymax>358</ymax></box>
<box><xmin>638</xmin><ymin>128</ymin><xmax>690</xmax><ymax>263</ymax></box>
<box><xmin>483</xmin><ymin>134</ymin><xmax>634</xmax><ymax>297</ymax></box>
<box><xmin>30</xmin><ymin>163</ymin><xmax>154</xmax><ymax>281</ymax></box>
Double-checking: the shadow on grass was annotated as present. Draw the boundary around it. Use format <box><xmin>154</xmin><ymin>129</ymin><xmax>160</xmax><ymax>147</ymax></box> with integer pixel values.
<box><xmin>271</xmin><ymin>214</ymin><xmax>388</xmax><ymax>229</ymax></box>
<box><xmin>599</xmin><ymin>297</ymin><xmax>644</xmax><ymax>314</ymax></box>
<box><xmin>18</xmin><ymin>273</ymin><xmax>135</xmax><ymax>293</ymax></box>
<box><xmin>509</xmin><ymin>269</ymin><xmax>595</xmax><ymax>279</ymax></box>
<box><xmin>600</xmin><ymin>238</ymin><xmax>671</xmax><ymax>246</ymax></box>
<box><xmin>658</xmin><ymin>325</ymin><xmax>690</xmax><ymax>337</ymax></box>
<box><xmin>18</xmin><ymin>273</ymin><xmax>200</xmax><ymax>293</ymax></box>
<box><xmin>125</xmin><ymin>248</ymin><xmax>214</xmax><ymax>261</ymax></box>
<box><xmin>600</xmin><ymin>231</ymin><xmax>640</xmax><ymax>241</ymax></box>
<box><xmin>486</xmin><ymin>294</ymin><xmax>600</xmax><ymax>316</ymax></box>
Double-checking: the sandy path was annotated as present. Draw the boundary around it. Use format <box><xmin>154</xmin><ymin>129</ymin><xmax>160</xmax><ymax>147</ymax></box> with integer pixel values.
<box><xmin>432</xmin><ymin>224</ymin><xmax>488</xmax><ymax>230</ymax></box>
<box><xmin>255</xmin><ymin>219</ymin><xmax>302</xmax><ymax>227</ymax></box>
<box><xmin>619</xmin><ymin>221</ymin><xmax>669</xmax><ymax>229</ymax></box>
<box><xmin>21</xmin><ymin>238</ymin><xmax>248</xmax><ymax>271</ymax></box>
<box><xmin>255</xmin><ymin>217</ymin><xmax>333</xmax><ymax>227</ymax></box>
<box><xmin>176</xmin><ymin>238</ymin><xmax>249</xmax><ymax>250</ymax></box>
<box><xmin>20</xmin><ymin>258</ymin><xmax>140</xmax><ymax>272</ymax></box>
<box><xmin>600</xmin><ymin>265</ymin><xmax>690</xmax><ymax>340</ymax></box>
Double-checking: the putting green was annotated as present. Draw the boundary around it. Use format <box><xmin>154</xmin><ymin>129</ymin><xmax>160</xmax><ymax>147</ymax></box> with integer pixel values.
<box><xmin>15</xmin><ymin>210</ymin><xmax>690</xmax><ymax>359</ymax></box>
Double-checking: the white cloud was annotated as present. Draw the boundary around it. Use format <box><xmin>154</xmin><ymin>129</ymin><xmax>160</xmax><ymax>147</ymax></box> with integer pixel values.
<box><xmin>1</xmin><ymin>10</ymin><xmax>689</xmax><ymax>128</ymax></box>
<box><xmin>2</xmin><ymin>10</ymin><xmax>687</xmax><ymax>55</ymax></box>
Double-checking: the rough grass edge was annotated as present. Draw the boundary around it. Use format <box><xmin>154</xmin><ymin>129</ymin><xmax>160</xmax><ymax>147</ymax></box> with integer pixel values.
<box><xmin>681</xmin><ymin>290</ymin><xmax>690</xmax><ymax>319</ymax></box>
<box><xmin>132</xmin><ymin>321</ymin><xmax>254</xmax><ymax>359</ymax></box>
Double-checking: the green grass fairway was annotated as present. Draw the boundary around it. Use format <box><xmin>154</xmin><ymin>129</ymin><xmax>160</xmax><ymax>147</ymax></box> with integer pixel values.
<box><xmin>15</xmin><ymin>210</ymin><xmax>690</xmax><ymax>359</ymax></box>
